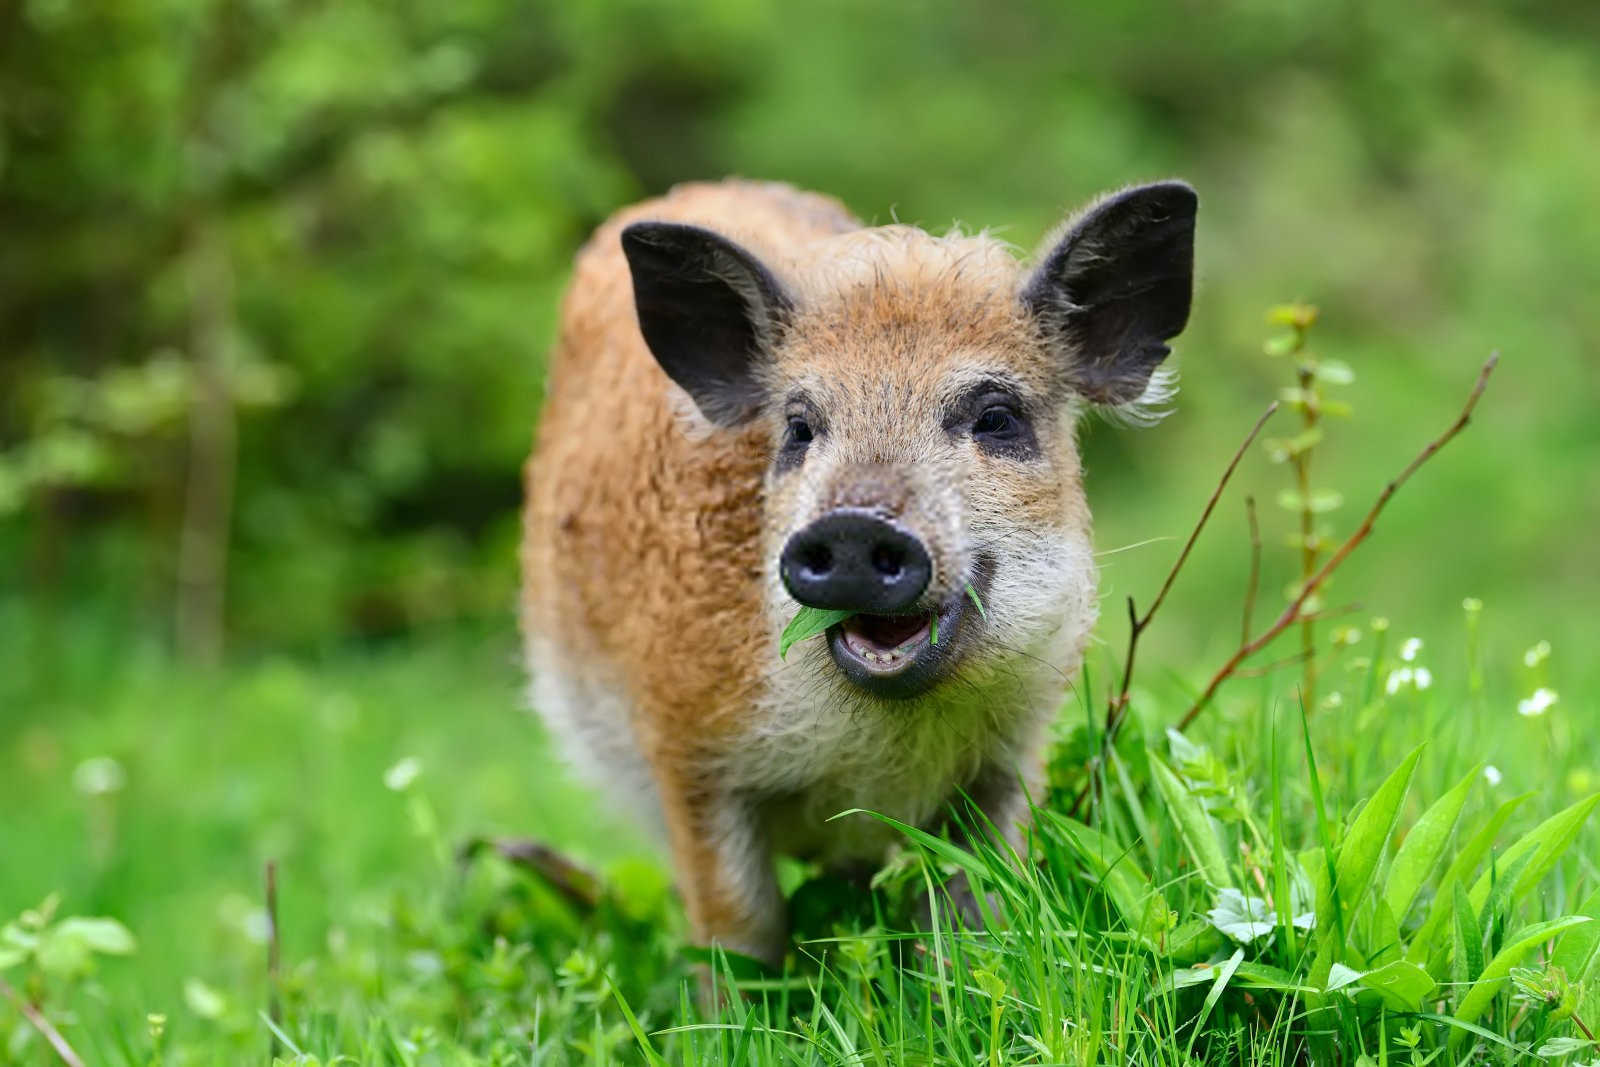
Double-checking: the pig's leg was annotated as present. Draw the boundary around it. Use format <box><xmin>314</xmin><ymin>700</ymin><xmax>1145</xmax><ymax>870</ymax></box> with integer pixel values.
<box><xmin>656</xmin><ymin>771</ymin><xmax>787</xmax><ymax>971</ymax></box>
<box><xmin>961</xmin><ymin>757</ymin><xmax>1044</xmax><ymax>853</ymax></box>
<box><xmin>932</xmin><ymin>758</ymin><xmax>1046</xmax><ymax>928</ymax></box>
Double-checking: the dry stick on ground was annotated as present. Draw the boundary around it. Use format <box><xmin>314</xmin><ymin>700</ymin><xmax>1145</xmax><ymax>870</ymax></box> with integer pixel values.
<box><xmin>458</xmin><ymin>836</ymin><xmax>603</xmax><ymax>916</ymax></box>
<box><xmin>0</xmin><ymin>978</ymin><xmax>86</xmax><ymax>1067</ymax></box>
<box><xmin>1172</xmin><ymin>353</ymin><xmax>1499</xmax><ymax>735</ymax></box>
<box><xmin>1069</xmin><ymin>402</ymin><xmax>1278</xmax><ymax>818</ymax></box>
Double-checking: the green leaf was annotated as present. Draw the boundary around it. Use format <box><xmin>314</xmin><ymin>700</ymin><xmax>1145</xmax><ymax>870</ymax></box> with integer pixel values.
<box><xmin>1551</xmin><ymin>889</ymin><xmax>1600</xmax><ymax>982</ymax></box>
<box><xmin>1384</xmin><ymin>764</ymin><xmax>1479</xmax><ymax>924</ymax></box>
<box><xmin>964</xmin><ymin>583</ymin><xmax>987</xmax><ymax>620</ymax></box>
<box><xmin>1263</xmin><ymin>332</ymin><xmax>1299</xmax><ymax>357</ymax></box>
<box><xmin>1452</xmin><ymin>882</ymin><xmax>1484</xmax><ymax>988</ymax></box>
<box><xmin>1334</xmin><ymin>745</ymin><xmax>1425</xmax><ymax>925</ymax></box>
<box><xmin>1278</xmin><ymin>386</ymin><xmax>1313</xmax><ymax>410</ymax></box>
<box><xmin>1164</xmin><ymin>919</ymin><xmax>1224</xmax><ymax>965</ymax></box>
<box><xmin>1330</xmin><ymin>960</ymin><xmax>1438</xmax><ymax>1012</ymax></box>
<box><xmin>1185</xmin><ymin>949</ymin><xmax>1244</xmax><ymax>1061</ymax></box>
<box><xmin>1309</xmin><ymin>746</ymin><xmax>1423</xmax><ymax>990</ymax></box>
<box><xmin>1408</xmin><ymin>792</ymin><xmax>1529</xmax><ymax>966</ymax></box>
<box><xmin>1453</xmin><ymin>916</ymin><xmax>1594</xmax><ymax>1031</ymax></box>
<box><xmin>50</xmin><ymin>917</ymin><xmax>136</xmax><ymax>956</ymax></box>
<box><xmin>778</xmin><ymin>607</ymin><xmax>854</xmax><ymax>659</ymax></box>
<box><xmin>1041</xmin><ymin>812</ymin><xmax>1166</xmax><ymax>938</ymax></box>
<box><xmin>183</xmin><ymin>978</ymin><xmax>227</xmax><ymax>1020</ymax></box>
<box><xmin>1358</xmin><ymin>960</ymin><xmax>1437</xmax><ymax>1012</ymax></box>
<box><xmin>1233</xmin><ymin>962</ymin><xmax>1318</xmax><ymax>995</ymax></box>
<box><xmin>1308</xmin><ymin>488</ymin><xmax>1344</xmax><ymax>513</ymax></box>
<box><xmin>1467</xmin><ymin>793</ymin><xmax>1600</xmax><ymax>915</ymax></box>
<box><xmin>1536</xmin><ymin>1036</ymin><xmax>1595</xmax><ymax>1058</ymax></box>
<box><xmin>1150</xmin><ymin>756</ymin><xmax>1233</xmax><ymax>889</ymax></box>
<box><xmin>1313</xmin><ymin>359</ymin><xmax>1355</xmax><ymax>385</ymax></box>
<box><xmin>1266</xmin><ymin>303</ymin><xmax>1319</xmax><ymax>328</ymax></box>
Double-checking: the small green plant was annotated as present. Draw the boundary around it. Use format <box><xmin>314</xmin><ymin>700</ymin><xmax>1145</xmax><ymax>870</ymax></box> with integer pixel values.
<box><xmin>1262</xmin><ymin>302</ymin><xmax>1354</xmax><ymax>711</ymax></box>
<box><xmin>1140</xmin><ymin>724</ymin><xmax>1600</xmax><ymax>1061</ymax></box>
<box><xmin>1</xmin><ymin>894</ymin><xmax>137</xmax><ymax>1064</ymax></box>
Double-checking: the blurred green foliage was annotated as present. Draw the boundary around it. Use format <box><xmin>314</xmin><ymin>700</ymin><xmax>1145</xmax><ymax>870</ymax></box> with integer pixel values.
<box><xmin>2</xmin><ymin>0</ymin><xmax>1597</xmax><ymax>659</ymax></box>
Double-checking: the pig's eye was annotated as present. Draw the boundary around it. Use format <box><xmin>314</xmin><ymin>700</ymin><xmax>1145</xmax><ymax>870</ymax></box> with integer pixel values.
<box><xmin>775</xmin><ymin>415</ymin><xmax>815</xmax><ymax>472</ymax></box>
<box><xmin>972</xmin><ymin>405</ymin><xmax>1024</xmax><ymax>442</ymax></box>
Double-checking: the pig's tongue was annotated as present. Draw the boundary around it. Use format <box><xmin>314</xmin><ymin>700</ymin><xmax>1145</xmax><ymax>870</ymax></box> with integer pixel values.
<box><xmin>842</xmin><ymin>613</ymin><xmax>929</xmax><ymax>653</ymax></box>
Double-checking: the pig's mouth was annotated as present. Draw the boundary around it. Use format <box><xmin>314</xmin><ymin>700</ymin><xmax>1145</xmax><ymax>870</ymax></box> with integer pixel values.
<box><xmin>825</xmin><ymin>556</ymin><xmax>993</xmax><ymax>699</ymax></box>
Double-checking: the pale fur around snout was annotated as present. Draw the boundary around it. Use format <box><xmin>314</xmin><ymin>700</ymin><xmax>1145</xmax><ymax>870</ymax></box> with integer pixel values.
<box><xmin>521</xmin><ymin>177</ymin><xmax>1196</xmax><ymax>968</ymax></box>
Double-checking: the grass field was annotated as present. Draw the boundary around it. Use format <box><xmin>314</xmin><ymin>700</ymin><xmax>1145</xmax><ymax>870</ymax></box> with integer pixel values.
<box><xmin>4</xmin><ymin>557</ymin><xmax>1598</xmax><ymax>1063</ymax></box>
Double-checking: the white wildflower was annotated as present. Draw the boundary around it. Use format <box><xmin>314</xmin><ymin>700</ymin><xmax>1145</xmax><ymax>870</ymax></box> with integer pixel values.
<box><xmin>1516</xmin><ymin>687</ymin><xmax>1559</xmax><ymax>718</ymax></box>
<box><xmin>241</xmin><ymin>909</ymin><xmax>271</xmax><ymax>944</ymax></box>
<box><xmin>1399</xmin><ymin>637</ymin><xmax>1423</xmax><ymax>662</ymax></box>
<box><xmin>72</xmin><ymin>756</ymin><xmax>127</xmax><ymax>797</ymax></box>
<box><xmin>384</xmin><ymin>756</ymin><xmax>422</xmax><ymax>792</ymax></box>
<box><xmin>1413</xmin><ymin>667</ymin><xmax>1433</xmax><ymax>690</ymax></box>
<box><xmin>1523</xmin><ymin>641</ymin><xmax>1551</xmax><ymax>668</ymax></box>
<box><xmin>1385</xmin><ymin>668</ymin><xmax>1412</xmax><ymax>695</ymax></box>
<box><xmin>1483</xmin><ymin>765</ymin><xmax>1503</xmax><ymax>787</ymax></box>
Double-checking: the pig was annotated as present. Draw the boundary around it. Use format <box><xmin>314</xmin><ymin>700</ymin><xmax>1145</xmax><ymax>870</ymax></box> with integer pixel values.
<box><xmin>520</xmin><ymin>178</ymin><xmax>1196</xmax><ymax>968</ymax></box>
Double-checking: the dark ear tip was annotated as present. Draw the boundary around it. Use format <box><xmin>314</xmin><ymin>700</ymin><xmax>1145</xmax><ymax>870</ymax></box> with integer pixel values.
<box><xmin>620</xmin><ymin>221</ymin><xmax>676</xmax><ymax>253</ymax></box>
<box><xmin>1128</xmin><ymin>180</ymin><xmax>1198</xmax><ymax>217</ymax></box>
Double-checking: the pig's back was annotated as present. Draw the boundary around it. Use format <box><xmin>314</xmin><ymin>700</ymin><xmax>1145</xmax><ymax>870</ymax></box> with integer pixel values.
<box><xmin>521</xmin><ymin>181</ymin><xmax>859</xmax><ymax>786</ymax></box>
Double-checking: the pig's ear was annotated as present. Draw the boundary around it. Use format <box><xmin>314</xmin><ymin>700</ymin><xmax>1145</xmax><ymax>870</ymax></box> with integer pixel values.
<box><xmin>621</xmin><ymin>221</ymin><xmax>792</xmax><ymax>427</ymax></box>
<box><xmin>1022</xmin><ymin>181</ymin><xmax>1197</xmax><ymax>407</ymax></box>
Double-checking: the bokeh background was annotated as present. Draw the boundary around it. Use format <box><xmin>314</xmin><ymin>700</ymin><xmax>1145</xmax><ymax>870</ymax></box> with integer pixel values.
<box><xmin>3</xmin><ymin>0</ymin><xmax>1597</xmax><ymax>1029</ymax></box>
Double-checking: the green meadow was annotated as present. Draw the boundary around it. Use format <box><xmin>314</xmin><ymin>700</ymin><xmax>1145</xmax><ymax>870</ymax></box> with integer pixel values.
<box><xmin>3</xmin><ymin>1</ymin><xmax>1598</xmax><ymax>1062</ymax></box>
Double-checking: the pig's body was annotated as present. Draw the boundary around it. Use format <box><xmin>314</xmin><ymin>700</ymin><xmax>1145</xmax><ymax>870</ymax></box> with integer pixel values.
<box><xmin>522</xmin><ymin>178</ymin><xmax>1195</xmax><ymax>965</ymax></box>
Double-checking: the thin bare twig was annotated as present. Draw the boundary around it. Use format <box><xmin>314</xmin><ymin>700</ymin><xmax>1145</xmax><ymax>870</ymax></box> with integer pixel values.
<box><xmin>0</xmin><ymin>977</ymin><xmax>86</xmax><ymax>1067</ymax></box>
<box><xmin>1241</xmin><ymin>495</ymin><xmax>1261</xmax><ymax>646</ymax></box>
<box><xmin>1173</xmin><ymin>353</ymin><xmax>1499</xmax><ymax>733</ymax></box>
<box><xmin>1235</xmin><ymin>649</ymin><xmax>1314</xmax><ymax>679</ymax></box>
<box><xmin>1070</xmin><ymin>402</ymin><xmax>1278</xmax><ymax>818</ymax></box>
<box><xmin>1104</xmin><ymin>403</ymin><xmax>1279</xmax><ymax>739</ymax></box>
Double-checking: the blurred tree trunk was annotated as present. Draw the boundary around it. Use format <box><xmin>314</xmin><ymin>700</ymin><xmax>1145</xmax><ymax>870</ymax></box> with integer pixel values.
<box><xmin>175</xmin><ymin>215</ymin><xmax>235</xmax><ymax>666</ymax></box>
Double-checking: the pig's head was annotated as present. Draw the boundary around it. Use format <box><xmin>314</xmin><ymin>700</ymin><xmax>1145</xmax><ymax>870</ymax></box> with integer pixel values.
<box><xmin>622</xmin><ymin>182</ymin><xmax>1196</xmax><ymax>701</ymax></box>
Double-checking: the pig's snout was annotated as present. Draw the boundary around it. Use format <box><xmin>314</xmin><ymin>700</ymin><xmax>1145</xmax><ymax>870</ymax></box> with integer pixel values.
<box><xmin>779</xmin><ymin>509</ymin><xmax>931</xmax><ymax>614</ymax></box>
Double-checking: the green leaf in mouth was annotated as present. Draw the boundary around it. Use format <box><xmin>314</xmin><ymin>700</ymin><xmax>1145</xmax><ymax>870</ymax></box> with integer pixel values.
<box><xmin>965</xmin><ymin>582</ymin><xmax>988</xmax><ymax>620</ymax></box>
<box><xmin>778</xmin><ymin>606</ymin><xmax>855</xmax><ymax>660</ymax></box>
<box><xmin>782</xmin><ymin>584</ymin><xmax>989</xmax><ymax>659</ymax></box>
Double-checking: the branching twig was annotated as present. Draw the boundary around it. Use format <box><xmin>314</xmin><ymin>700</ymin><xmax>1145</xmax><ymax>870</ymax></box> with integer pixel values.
<box><xmin>1241</xmin><ymin>495</ymin><xmax>1260</xmax><ymax>645</ymax></box>
<box><xmin>1103</xmin><ymin>403</ymin><xmax>1279</xmax><ymax>740</ymax></box>
<box><xmin>1069</xmin><ymin>403</ymin><xmax>1277</xmax><ymax>817</ymax></box>
<box><xmin>1173</xmin><ymin>353</ymin><xmax>1498</xmax><ymax>734</ymax></box>
<box><xmin>0</xmin><ymin>977</ymin><xmax>86</xmax><ymax>1067</ymax></box>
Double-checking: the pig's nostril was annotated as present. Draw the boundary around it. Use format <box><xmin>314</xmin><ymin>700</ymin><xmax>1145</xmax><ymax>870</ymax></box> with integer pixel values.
<box><xmin>870</xmin><ymin>543</ymin><xmax>905</xmax><ymax>579</ymax></box>
<box><xmin>799</xmin><ymin>543</ymin><xmax>833</xmax><ymax>577</ymax></box>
